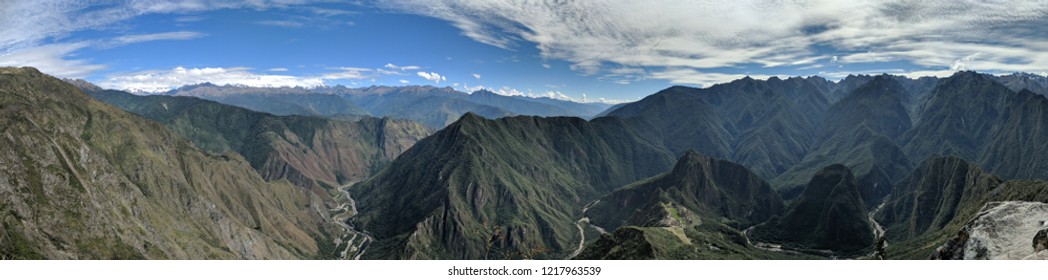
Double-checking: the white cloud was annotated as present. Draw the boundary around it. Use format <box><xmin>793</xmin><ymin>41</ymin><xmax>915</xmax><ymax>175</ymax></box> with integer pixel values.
<box><xmin>0</xmin><ymin>1</ymin><xmax>318</xmax><ymax>78</ymax></box>
<box><xmin>97</xmin><ymin>66</ymin><xmax>325</xmax><ymax>93</ymax></box>
<box><xmin>256</xmin><ymin>20</ymin><xmax>305</xmax><ymax>28</ymax></box>
<box><xmin>460</xmin><ymin>84</ymin><xmax>629</xmax><ymax>104</ymax></box>
<box><xmin>268</xmin><ymin>67</ymin><xmax>289</xmax><ymax>72</ymax></box>
<box><xmin>460</xmin><ymin>83</ymin><xmax>485</xmax><ymax>93</ymax></box>
<box><xmin>399</xmin><ymin>79</ymin><xmax>410</xmax><ymax>83</ymax></box>
<box><xmin>0</xmin><ymin>42</ymin><xmax>106</xmax><ymax>78</ymax></box>
<box><xmin>0</xmin><ymin>30</ymin><xmax>207</xmax><ymax>78</ymax></box>
<box><xmin>471</xmin><ymin>73</ymin><xmax>481</xmax><ymax>79</ymax></box>
<box><xmin>385</xmin><ymin>63</ymin><xmax>422</xmax><ymax>71</ymax></box>
<box><xmin>109</xmin><ymin>31</ymin><xmax>206</xmax><ymax>46</ymax></box>
<box><xmin>542</xmin><ymin>63</ymin><xmax>550</xmax><ymax>69</ymax></box>
<box><xmin>1</xmin><ymin>1</ymin><xmax>308</xmax><ymax>51</ymax></box>
<box><xmin>417</xmin><ymin>71</ymin><xmax>446</xmax><ymax>83</ymax></box>
<box><xmin>96</xmin><ymin>65</ymin><xmax>386</xmax><ymax>93</ymax></box>
<box><xmin>380</xmin><ymin>0</ymin><xmax>1048</xmax><ymax>83</ymax></box>
<box><xmin>175</xmin><ymin>16</ymin><xmax>207</xmax><ymax>23</ymax></box>
<box><xmin>321</xmin><ymin>67</ymin><xmax>372</xmax><ymax>80</ymax></box>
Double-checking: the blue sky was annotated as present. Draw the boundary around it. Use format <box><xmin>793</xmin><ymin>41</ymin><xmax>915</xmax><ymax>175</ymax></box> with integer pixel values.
<box><xmin>3</xmin><ymin>1</ymin><xmax>1048</xmax><ymax>103</ymax></box>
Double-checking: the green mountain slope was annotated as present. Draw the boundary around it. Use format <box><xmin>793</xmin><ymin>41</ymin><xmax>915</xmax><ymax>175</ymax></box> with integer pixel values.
<box><xmin>903</xmin><ymin>72</ymin><xmax>1048</xmax><ymax>181</ymax></box>
<box><xmin>335</xmin><ymin>86</ymin><xmax>513</xmax><ymax>129</ymax></box>
<box><xmin>350</xmin><ymin>113</ymin><xmax>675</xmax><ymax>259</ymax></box>
<box><xmin>0</xmin><ymin>67</ymin><xmax>330</xmax><ymax>259</ymax></box>
<box><xmin>772</xmin><ymin>75</ymin><xmax>913</xmax><ymax>204</ymax></box>
<box><xmin>752</xmin><ymin>164</ymin><xmax>874</xmax><ymax>256</ymax></box>
<box><xmin>83</xmin><ymin>89</ymin><xmax>431</xmax><ymax>192</ymax></box>
<box><xmin>875</xmin><ymin>156</ymin><xmax>1048</xmax><ymax>259</ymax></box>
<box><xmin>606</xmin><ymin>77</ymin><xmax>827</xmax><ymax>180</ymax></box>
<box><xmin>587</xmin><ymin>150</ymin><xmax>784</xmax><ymax>230</ymax></box>
<box><xmin>576</xmin><ymin>151</ymin><xmax>795</xmax><ymax>260</ymax></box>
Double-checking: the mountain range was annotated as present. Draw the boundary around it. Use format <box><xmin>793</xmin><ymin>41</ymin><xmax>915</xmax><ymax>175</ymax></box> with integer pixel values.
<box><xmin>4</xmin><ymin>66</ymin><xmax>1048</xmax><ymax>259</ymax></box>
<box><xmin>164</xmin><ymin>83</ymin><xmax>612</xmax><ymax>129</ymax></box>
<box><xmin>352</xmin><ymin>70</ymin><xmax>1048</xmax><ymax>259</ymax></box>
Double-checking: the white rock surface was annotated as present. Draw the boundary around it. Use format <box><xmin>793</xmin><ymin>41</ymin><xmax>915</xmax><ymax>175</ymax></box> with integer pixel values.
<box><xmin>934</xmin><ymin>201</ymin><xmax>1048</xmax><ymax>260</ymax></box>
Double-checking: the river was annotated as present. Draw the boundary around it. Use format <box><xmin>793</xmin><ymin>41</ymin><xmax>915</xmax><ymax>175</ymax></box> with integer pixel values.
<box><xmin>328</xmin><ymin>182</ymin><xmax>373</xmax><ymax>260</ymax></box>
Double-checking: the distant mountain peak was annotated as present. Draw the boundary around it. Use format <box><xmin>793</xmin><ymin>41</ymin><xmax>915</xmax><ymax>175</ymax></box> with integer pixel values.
<box><xmin>470</xmin><ymin>89</ymin><xmax>497</xmax><ymax>96</ymax></box>
<box><xmin>62</xmin><ymin>78</ymin><xmax>102</xmax><ymax>92</ymax></box>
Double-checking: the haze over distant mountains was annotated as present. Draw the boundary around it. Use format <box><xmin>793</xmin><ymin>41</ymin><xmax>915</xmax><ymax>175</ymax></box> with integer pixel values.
<box><xmin>5</xmin><ymin>66</ymin><xmax>1048</xmax><ymax>260</ymax></box>
<box><xmin>161</xmin><ymin>83</ymin><xmax>613</xmax><ymax>129</ymax></box>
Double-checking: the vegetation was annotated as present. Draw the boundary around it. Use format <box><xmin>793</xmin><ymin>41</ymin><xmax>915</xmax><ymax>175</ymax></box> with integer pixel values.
<box><xmin>84</xmin><ymin>89</ymin><xmax>432</xmax><ymax>192</ymax></box>
<box><xmin>0</xmin><ymin>67</ymin><xmax>331</xmax><ymax>259</ymax></box>
<box><xmin>751</xmin><ymin>164</ymin><xmax>874</xmax><ymax>256</ymax></box>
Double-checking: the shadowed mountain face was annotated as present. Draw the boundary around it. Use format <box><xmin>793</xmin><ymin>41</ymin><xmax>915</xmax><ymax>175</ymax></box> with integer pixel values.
<box><xmin>875</xmin><ymin>156</ymin><xmax>1048</xmax><ymax>259</ymax></box>
<box><xmin>606</xmin><ymin>76</ymin><xmax>829</xmax><ymax>180</ymax></box>
<box><xmin>993</xmin><ymin>73</ymin><xmax>1048</xmax><ymax>97</ymax></box>
<box><xmin>903</xmin><ymin>72</ymin><xmax>1048</xmax><ymax>181</ymax></box>
<box><xmin>0</xmin><ymin>67</ymin><xmax>331</xmax><ymax>259</ymax></box>
<box><xmin>587</xmin><ymin>150</ymin><xmax>785</xmax><ymax>231</ymax></box>
<box><xmin>773</xmin><ymin>75</ymin><xmax>913</xmax><ymax>204</ymax></box>
<box><xmin>350</xmin><ymin>113</ymin><xmax>676</xmax><ymax>259</ymax></box>
<box><xmin>351</xmin><ymin>71</ymin><xmax>1048</xmax><ymax>259</ymax></box>
<box><xmin>82</xmin><ymin>89</ymin><xmax>431</xmax><ymax>193</ymax></box>
<box><xmin>12</xmin><ymin>67</ymin><xmax>1048</xmax><ymax>260</ymax></box>
<box><xmin>575</xmin><ymin>151</ymin><xmax>791</xmax><ymax>260</ymax></box>
<box><xmin>751</xmin><ymin>164</ymin><xmax>874</xmax><ymax>255</ymax></box>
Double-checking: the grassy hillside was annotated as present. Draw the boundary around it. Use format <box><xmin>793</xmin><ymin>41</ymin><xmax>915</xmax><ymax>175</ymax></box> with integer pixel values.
<box><xmin>0</xmin><ymin>67</ymin><xmax>332</xmax><ymax>259</ymax></box>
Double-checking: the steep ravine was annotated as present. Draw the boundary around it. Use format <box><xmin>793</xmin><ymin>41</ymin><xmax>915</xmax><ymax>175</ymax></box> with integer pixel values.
<box><xmin>568</xmin><ymin>200</ymin><xmax>605</xmax><ymax>259</ymax></box>
<box><xmin>327</xmin><ymin>182</ymin><xmax>372</xmax><ymax>260</ymax></box>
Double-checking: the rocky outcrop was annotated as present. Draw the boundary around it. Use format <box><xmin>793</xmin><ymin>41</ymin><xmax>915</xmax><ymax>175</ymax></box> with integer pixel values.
<box><xmin>1035</xmin><ymin>226</ymin><xmax>1048</xmax><ymax>253</ymax></box>
<box><xmin>933</xmin><ymin>201</ymin><xmax>1048</xmax><ymax>260</ymax></box>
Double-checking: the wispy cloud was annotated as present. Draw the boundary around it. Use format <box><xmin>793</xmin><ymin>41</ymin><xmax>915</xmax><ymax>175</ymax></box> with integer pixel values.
<box><xmin>175</xmin><ymin>16</ymin><xmax>207</xmax><ymax>23</ymax></box>
<box><xmin>268</xmin><ymin>67</ymin><xmax>289</xmax><ymax>72</ymax></box>
<box><xmin>471</xmin><ymin>73</ymin><xmax>481</xmax><ymax>79</ymax></box>
<box><xmin>0</xmin><ymin>1</ymin><xmax>320</xmax><ymax>78</ymax></box>
<box><xmin>0</xmin><ymin>42</ymin><xmax>106</xmax><ymax>78</ymax></box>
<box><xmin>110</xmin><ymin>31</ymin><xmax>207</xmax><ymax>46</ymax></box>
<box><xmin>0</xmin><ymin>31</ymin><xmax>206</xmax><ymax>78</ymax></box>
<box><xmin>256</xmin><ymin>20</ymin><xmax>306</xmax><ymax>28</ymax></box>
<box><xmin>379</xmin><ymin>0</ymin><xmax>1048</xmax><ymax>82</ymax></box>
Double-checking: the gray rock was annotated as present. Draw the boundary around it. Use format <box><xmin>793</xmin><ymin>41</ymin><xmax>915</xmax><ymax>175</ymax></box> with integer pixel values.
<box><xmin>932</xmin><ymin>201</ymin><xmax>1048</xmax><ymax>260</ymax></box>
<box><xmin>1035</xmin><ymin>224</ymin><xmax>1048</xmax><ymax>252</ymax></box>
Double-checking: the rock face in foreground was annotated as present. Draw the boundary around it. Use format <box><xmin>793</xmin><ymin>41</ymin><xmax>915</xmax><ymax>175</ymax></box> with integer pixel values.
<box><xmin>933</xmin><ymin>201</ymin><xmax>1048</xmax><ymax>260</ymax></box>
